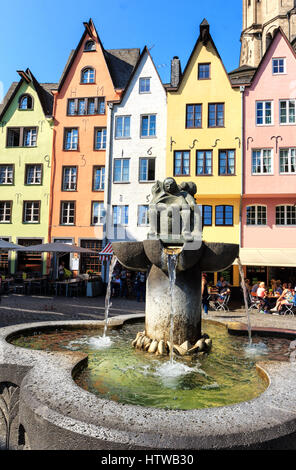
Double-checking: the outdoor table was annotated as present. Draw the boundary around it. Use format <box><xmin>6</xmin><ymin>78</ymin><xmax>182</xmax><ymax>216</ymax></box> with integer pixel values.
<box><xmin>52</xmin><ymin>279</ymin><xmax>82</xmax><ymax>297</ymax></box>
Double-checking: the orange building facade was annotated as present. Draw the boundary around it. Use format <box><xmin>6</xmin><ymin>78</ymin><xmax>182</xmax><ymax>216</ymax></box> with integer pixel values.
<box><xmin>49</xmin><ymin>19</ymin><xmax>139</xmax><ymax>273</ymax></box>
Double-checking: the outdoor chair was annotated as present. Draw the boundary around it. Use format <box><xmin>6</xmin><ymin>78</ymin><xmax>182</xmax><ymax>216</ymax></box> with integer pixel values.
<box><xmin>282</xmin><ymin>302</ymin><xmax>296</xmax><ymax>316</ymax></box>
<box><xmin>248</xmin><ymin>293</ymin><xmax>261</xmax><ymax>312</ymax></box>
<box><xmin>212</xmin><ymin>294</ymin><xmax>230</xmax><ymax>312</ymax></box>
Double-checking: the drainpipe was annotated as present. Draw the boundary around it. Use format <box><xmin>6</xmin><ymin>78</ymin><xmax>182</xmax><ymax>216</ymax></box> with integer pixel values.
<box><xmin>103</xmin><ymin>102</ymin><xmax>114</xmax><ymax>282</ymax></box>
<box><xmin>240</xmin><ymin>86</ymin><xmax>245</xmax><ymax>254</ymax></box>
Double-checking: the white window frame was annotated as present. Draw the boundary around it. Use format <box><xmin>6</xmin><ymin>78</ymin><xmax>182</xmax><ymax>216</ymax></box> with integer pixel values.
<box><xmin>113</xmin><ymin>158</ymin><xmax>130</xmax><ymax>183</ymax></box>
<box><xmin>139</xmin><ymin>77</ymin><xmax>151</xmax><ymax>93</ymax></box>
<box><xmin>279</xmin><ymin>99</ymin><xmax>296</xmax><ymax>125</ymax></box>
<box><xmin>26</xmin><ymin>164</ymin><xmax>42</xmax><ymax>185</ymax></box>
<box><xmin>112</xmin><ymin>205</ymin><xmax>129</xmax><ymax>226</ymax></box>
<box><xmin>251</xmin><ymin>149</ymin><xmax>273</xmax><ymax>175</ymax></box>
<box><xmin>91</xmin><ymin>202</ymin><xmax>105</xmax><ymax>225</ymax></box>
<box><xmin>0</xmin><ymin>165</ymin><xmax>13</xmax><ymax>185</ymax></box>
<box><xmin>279</xmin><ymin>148</ymin><xmax>296</xmax><ymax>174</ymax></box>
<box><xmin>60</xmin><ymin>202</ymin><xmax>75</xmax><ymax>225</ymax></box>
<box><xmin>23</xmin><ymin>128</ymin><xmax>37</xmax><ymax>147</ymax></box>
<box><xmin>62</xmin><ymin>167</ymin><xmax>77</xmax><ymax>191</ymax></box>
<box><xmin>93</xmin><ymin>166</ymin><xmax>105</xmax><ymax>191</ymax></box>
<box><xmin>137</xmin><ymin>205</ymin><xmax>149</xmax><ymax>226</ymax></box>
<box><xmin>256</xmin><ymin>101</ymin><xmax>273</xmax><ymax>126</ymax></box>
<box><xmin>115</xmin><ymin>115</ymin><xmax>131</xmax><ymax>138</ymax></box>
<box><xmin>272</xmin><ymin>57</ymin><xmax>286</xmax><ymax>75</ymax></box>
<box><xmin>0</xmin><ymin>201</ymin><xmax>12</xmax><ymax>223</ymax></box>
<box><xmin>139</xmin><ymin>157</ymin><xmax>156</xmax><ymax>182</ymax></box>
<box><xmin>95</xmin><ymin>128</ymin><xmax>107</xmax><ymax>150</ymax></box>
<box><xmin>246</xmin><ymin>205</ymin><xmax>267</xmax><ymax>226</ymax></box>
<box><xmin>23</xmin><ymin>201</ymin><xmax>40</xmax><ymax>224</ymax></box>
<box><xmin>140</xmin><ymin>114</ymin><xmax>157</xmax><ymax>137</ymax></box>
<box><xmin>276</xmin><ymin>205</ymin><xmax>296</xmax><ymax>226</ymax></box>
<box><xmin>64</xmin><ymin>128</ymin><xmax>78</xmax><ymax>150</ymax></box>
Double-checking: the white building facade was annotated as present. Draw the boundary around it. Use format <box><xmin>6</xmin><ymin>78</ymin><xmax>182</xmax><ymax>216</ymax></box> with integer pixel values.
<box><xmin>104</xmin><ymin>48</ymin><xmax>167</xmax><ymax>243</ymax></box>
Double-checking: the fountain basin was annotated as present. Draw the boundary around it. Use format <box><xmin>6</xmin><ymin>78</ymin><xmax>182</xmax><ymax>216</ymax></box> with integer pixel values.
<box><xmin>1</xmin><ymin>316</ymin><xmax>296</xmax><ymax>450</ymax></box>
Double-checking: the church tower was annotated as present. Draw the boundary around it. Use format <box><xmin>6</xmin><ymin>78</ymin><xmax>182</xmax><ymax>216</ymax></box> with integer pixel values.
<box><xmin>240</xmin><ymin>0</ymin><xmax>296</xmax><ymax>67</ymax></box>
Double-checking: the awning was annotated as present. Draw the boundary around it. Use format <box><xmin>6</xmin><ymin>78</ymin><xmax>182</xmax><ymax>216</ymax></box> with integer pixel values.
<box><xmin>16</xmin><ymin>242</ymin><xmax>98</xmax><ymax>255</ymax></box>
<box><xmin>0</xmin><ymin>239</ymin><xmax>22</xmax><ymax>251</ymax></box>
<box><xmin>236</xmin><ymin>248</ymin><xmax>296</xmax><ymax>268</ymax></box>
<box><xmin>99</xmin><ymin>243</ymin><xmax>113</xmax><ymax>261</ymax></box>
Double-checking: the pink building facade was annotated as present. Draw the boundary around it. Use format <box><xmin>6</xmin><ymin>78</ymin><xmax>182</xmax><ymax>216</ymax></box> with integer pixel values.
<box><xmin>242</xmin><ymin>28</ymin><xmax>296</xmax><ymax>282</ymax></box>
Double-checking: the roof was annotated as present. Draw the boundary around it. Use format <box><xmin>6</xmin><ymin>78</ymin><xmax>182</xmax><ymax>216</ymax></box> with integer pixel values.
<box><xmin>228</xmin><ymin>65</ymin><xmax>257</xmax><ymax>86</ymax></box>
<box><xmin>0</xmin><ymin>70</ymin><xmax>57</xmax><ymax>121</ymax></box>
<box><xmin>58</xmin><ymin>19</ymin><xmax>140</xmax><ymax>92</ymax></box>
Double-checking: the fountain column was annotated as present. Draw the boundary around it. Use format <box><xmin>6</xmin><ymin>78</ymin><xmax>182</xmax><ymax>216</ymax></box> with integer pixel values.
<box><xmin>145</xmin><ymin>264</ymin><xmax>201</xmax><ymax>344</ymax></box>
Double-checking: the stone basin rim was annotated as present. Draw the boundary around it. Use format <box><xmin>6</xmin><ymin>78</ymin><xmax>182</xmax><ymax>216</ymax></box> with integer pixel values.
<box><xmin>1</xmin><ymin>317</ymin><xmax>296</xmax><ymax>450</ymax></box>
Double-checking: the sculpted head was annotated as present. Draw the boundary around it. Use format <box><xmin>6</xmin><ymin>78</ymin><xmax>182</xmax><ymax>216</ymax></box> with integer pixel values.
<box><xmin>163</xmin><ymin>177</ymin><xmax>179</xmax><ymax>194</ymax></box>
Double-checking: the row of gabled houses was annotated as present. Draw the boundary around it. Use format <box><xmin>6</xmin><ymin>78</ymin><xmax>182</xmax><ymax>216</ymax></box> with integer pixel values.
<box><xmin>0</xmin><ymin>17</ymin><xmax>296</xmax><ymax>289</ymax></box>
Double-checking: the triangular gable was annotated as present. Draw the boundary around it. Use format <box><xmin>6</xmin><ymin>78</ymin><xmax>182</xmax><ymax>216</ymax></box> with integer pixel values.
<box><xmin>115</xmin><ymin>46</ymin><xmax>165</xmax><ymax>104</ymax></box>
<box><xmin>250</xmin><ymin>27</ymin><xmax>296</xmax><ymax>86</ymax></box>
<box><xmin>0</xmin><ymin>68</ymin><xmax>56</xmax><ymax>121</ymax></box>
<box><xmin>58</xmin><ymin>18</ymin><xmax>116</xmax><ymax>92</ymax></box>
<box><xmin>168</xmin><ymin>19</ymin><xmax>232</xmax><ymax>91</ymax></box>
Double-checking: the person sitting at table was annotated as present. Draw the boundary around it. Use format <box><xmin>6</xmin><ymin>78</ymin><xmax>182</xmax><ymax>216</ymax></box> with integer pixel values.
<box><xmin>244</xmin><ymin>279</ymin><xmax>251</xmax><ymax>293</ymax></box>
<box><xmin>275</xmin><ymin>280</ymin><xmax>283</xmax><ymax>296</ymax></box>
<box><xmin>256</xmin><ymin>282</ymin><xmax>271</xmax><ymax>314</ymax></box>
<box><xmin>217</xmin><ymin>282</ymin><xmax>231</xmax><ymax>302</ymax></box>
<box><xmin>251</xmin><ymin>282</ymin><xmax>259</xmax><ymax>297</ymax></box>
<box><xmin>270</xmin><ymin>287</ymin><xmax>294</xmax><ymax>314</ymax></box>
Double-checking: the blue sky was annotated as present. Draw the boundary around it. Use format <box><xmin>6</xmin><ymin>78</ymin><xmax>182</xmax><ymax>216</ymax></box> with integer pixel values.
<box><xmin>0</xmin><ymin>0</ymin><xmax>242</xmax><ymax>99</ymax></box>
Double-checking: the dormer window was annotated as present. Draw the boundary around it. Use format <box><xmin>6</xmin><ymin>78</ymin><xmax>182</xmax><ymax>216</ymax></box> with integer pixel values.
<box><xmin>81</xmin><ymin>67</ymin><xmax>95</xmax><ymax>84</ymax></box>
<box><xmin>19</xmin><ymin>94</ymin><xmax>33</xmax><ymax>110</ymax></box>
<box><xmin>272</xmin><ymin>58</ymin><xmax>286</xmax><ymax>74</ymax></box>
<box><xmin>84</xmin><ymin>40</ymin><xmax>96</xmax><ymax>52</ymax></box>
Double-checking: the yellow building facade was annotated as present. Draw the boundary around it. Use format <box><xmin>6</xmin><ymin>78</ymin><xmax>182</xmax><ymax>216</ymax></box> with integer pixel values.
<box><xmin>166</xmin><ymin>21</ymin><xmax>242</xmax><ymax>286</ymax></box>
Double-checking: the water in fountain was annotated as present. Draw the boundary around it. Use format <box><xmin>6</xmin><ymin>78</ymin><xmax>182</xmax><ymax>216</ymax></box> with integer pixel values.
<box><xmin>88</xmin><ymin>255</ymin><xmax>118</xmax><ymax>350</ymax></box>
<box><xmin>237</xmin><ymin>257</ymin><xmax>252</xmax><ymax>346</ymax></box>
<box><xmin>167</xmin><ymin>253</ymin><xmax>178</xmax><ymax>365</ymax></box>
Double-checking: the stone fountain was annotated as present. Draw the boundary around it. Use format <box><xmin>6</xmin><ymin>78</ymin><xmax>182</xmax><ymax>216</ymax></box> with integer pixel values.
<box><xmin>113</xmin><ymin>177</ymin><xmax>239</xmax><ymax>355</ymax></box>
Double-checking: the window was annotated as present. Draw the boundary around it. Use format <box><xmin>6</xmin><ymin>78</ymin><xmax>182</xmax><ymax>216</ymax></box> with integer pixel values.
<box><xmin>141</xmin><ymin>114</ymin><xmax>156</xmax><ymax>137</ymax></box>
<box><xmin>81</xmin><ymin>67</ymin><xmax>95</xmax><ymax>83</ymax></box>
<box><xmin>174</xmin><ymin>151</ymin><xmax>190</xmax><ymax>176</ymax></box>
<box><xmin>197</xmin><ymin>205</ymin><xmax>212</xmax><ymax>226</ymax></box>
<box><xmin>23</xmin><ymin>128</ymin><xmax>37</xmax><ymax>147</ymax></box>
<box><xmin>208</xmin><ymin>103</ymin><xmax>224</xmax><ymax>127</ymax></box>
<box><xmin>91</xmin><ymin>202</ymin><xmax>105</xmax><ymax>225</ymax></box>
<box><xmin>114</xmin><ymin>159</ymin><xmax>130</xmax><ymax>182</ymax></box>
<box><xmin>272</xmin><ymin>58</ymin><xmax>286</xmax><ymax>74</ymax></box>
<box><xmin>246</xmin><ymin>206</ymin><xmax>267</xmax><ymax>225</ymax></box>
<box><xmin>138</xmin><ymin>205</ymin><xmax>149</xmax><ymax>226</ymax></box>
<box><xmin>279</xmin><ymin>100</ymin><xmax>296</xmax><ymax>124</ymax></box>
<box><xmin>113</xmin><ymin>205</ymin><xmax>129</xmax><ymax>225</ymax></box>
<box><xmin>94</xmin><ymin>128</ymin><xmax>107</xmax><ymax>150</ymax></box>
<box><xmin>219</xmin><ymin>150</ymin><xmax>235</xmax><ymax>175</ymax></box>
<box><xmin>252</xmin><ymin>149</ymin><xmax>273</xmax><ymax>174</ymax></box>
<box><xmin>279</xmin><ymin>148</ymin><xmax>296</xmax><ymax>174</ymax></box>
<box><xmin>0</xmin><ymin>202</ymin><xmax>12</xmax><ymax>223</ymax></box>
<box><xmin>64</xmin><ymin>128</ymin><xmax>78</xmax><ymax>150</ymax></box>
<box><xmin>7</xmin><ymin>127</ymin><xmax>37</xmax><ymax>147</ymax></box>
<box><xmin>139</xmin><ymin>77</ymin><xmax>150</xmax><ymax>93</ymax></box>
<box><xmin>196</xmin><ymin>150</ymin><xmax>212</xmax><ymax>175</ymax></box>
<box><xmin>19</xmin><ymin>94</ymin><xmax>33</xmax><ymax>110</ymax></box>
<box><xmin>93</xmin><ymin>166</ymin><xmax>105</xmax><ymax>191</ymax></box>
<box><xmin>25</xmin><ymin>165</ymin><xmax>42</xmax><ymax>185</ymax></box>
<box><xmin>215</xmin><ymin>205</ymin><xmax>233</xmax><ymax>226</ymax></box>
<box><xmin>276</xmin><ymin>205</ymin><xmax>296</xmax><ymax>225</ymax></box>
<box><xmin>198</xmin><ymin>63</ymin><xmax>210</xmax><ymax>79</ymax></box>
<box><xmin>0</xmin><ymin>165</ymin><xmax>13</xmax><ymax>185</ymax></box>
<box><xmin>139</xmin><ymin>158</ymin><xmax>155</xmax><ymax>181</ymax></box>
<box><xmin>256</xmin><ymin>101</ymin><xmax>273</xmax><ymax>125</ymax></box>
<box><xmin>80</xmin><ymin>239</ymin><xmax>102</xmax><ymax>274</ymax></box>
<box><xmin>67</xmin><ymin>97</ymin><xmax>105</xmax><ymax>116</ymax></box>
<box><xmin>115</xmin><ymin>116</ymin><xmax>130</xmax><ymax>138</ymax></box>
<box><xmin>60</xmin><ymin>201</ymin><xmax>75</xmax><ymax>225</ymax></box>
<box><xmin>23</xmin><ymin>201</ymin><xmax>40</xmax><ymax>224</ymax></box>
<box><xmin>62</xmin><ymin>167</ymin><xmax>77</xmax><ymax>191</ymax></box>
<box><xmin>84</xmin><ymin>40</ymin><xmax>96</xmax><ymax>51</ymax></box>
<box><xmin>186</xmin><ymin>104</ymin><xmax>202</xmax><ymax>128</ymax></box>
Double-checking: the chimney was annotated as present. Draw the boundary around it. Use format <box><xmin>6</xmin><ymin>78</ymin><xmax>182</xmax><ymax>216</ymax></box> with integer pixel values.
<box><xmin>200</xmin><ymin>19</ymin><xmax>210</xmax><ymax>45</ymax></box>
<box><xmin>170</xmin><ymin>56</ymin><xmax>181</xmax><ymax>88</ymax></box>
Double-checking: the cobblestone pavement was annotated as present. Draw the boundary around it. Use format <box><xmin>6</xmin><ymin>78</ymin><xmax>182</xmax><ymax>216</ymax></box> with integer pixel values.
<box><xmin>0</xmin><ymin>294</ymin><xmax>296</xmax><ymax>334</ymax></box>
<box><xmin>0</xmin><ymin>293</ymin><xmax>145</xmax><ymax>328</ymax></box>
